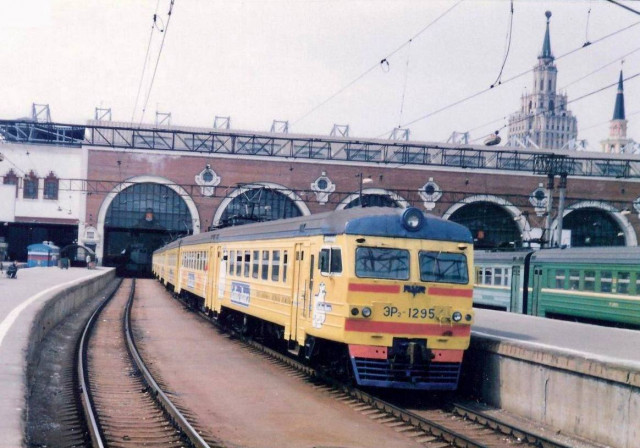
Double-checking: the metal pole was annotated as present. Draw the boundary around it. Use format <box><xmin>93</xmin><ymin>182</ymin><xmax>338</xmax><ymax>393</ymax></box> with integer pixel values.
<box><xmin>544</xmin><ymin>174</ymin><xmax>554</xmax><ymax>248</ymax></box>
<box><xmin>556</xmin><ymin>174</ymin><xmax>567</xmax><ymax>247</ymax></box>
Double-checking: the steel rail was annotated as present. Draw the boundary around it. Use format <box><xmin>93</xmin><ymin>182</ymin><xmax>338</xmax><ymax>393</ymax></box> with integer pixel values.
<box><xmin>77</xmin><ymin>279</ymin><xmax>122</xmax><ymax>448</ymax></box>
<box><xmin>124</xmin><ymin>280</ymin><xmax>211</xmax><ymax>448</ymax></box>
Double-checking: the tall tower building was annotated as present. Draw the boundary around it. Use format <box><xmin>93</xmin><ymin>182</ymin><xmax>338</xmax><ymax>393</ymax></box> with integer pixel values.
<box><xmin>600</xmin><ymin>70</ymin><xmax>635</xmax><ymax>154</ymax></box>
<box><xmin>507</xmin><ymin>11</ymin><xmax>578</xmax><ymax>150</ymax></box>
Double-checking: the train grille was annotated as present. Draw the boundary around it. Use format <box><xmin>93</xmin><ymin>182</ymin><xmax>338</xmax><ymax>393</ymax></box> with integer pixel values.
<box><xmin>352</xmin><ymin>358</ymin><xmax>461</xmax><ymax>390</ymax></box>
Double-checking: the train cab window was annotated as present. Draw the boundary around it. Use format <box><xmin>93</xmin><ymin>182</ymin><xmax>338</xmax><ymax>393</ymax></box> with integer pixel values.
<box><xmin>600</xmin><ymin>271</ymin><xmax>613</xmax><ymax>293</ymax></box>
<box><xmin>419</xmin><ymin>251</ymin><xmax>468</xmax><ymax>284</ymax></box>
<box><xmin>272</xmin><ymin>250</ymin><xmax>281</xmax><ymax>281</ymax></box>
<box><xmin>262</xmin><ymin>251</ymin><xmax>270</xmax><ymax>280</ymax></box>
<box><xmin>584</xmin><ymin>270</ymin><xmax>595</xmax><ymax>291</ymax></box>
<box><xmin>244</xmin><ymin>251</ymin><xmax>250</xmax><ymax>277</ymax></box>
<box><xmin>356</xmin><ymin>247</ymin><xmax>409</xmax><ymax>280</ymax></box>
<box><xmin>554</xmin><ymin>270</ymin><xmax>566</xmax><ymax>289</ymax></box>
<box><xmin>282</xmin><ymin>251</ymin><xmax>288</xmax><ymax>282</ymax></box>
<box><xmin>229</xmin><ymin>250</ymin><xmax>236</xmax><ymax>275</ymax></box>
<box><xmin>236</xmin><ymin>252</ymin><xmax>242</xmax><ymax>276</ymax></box>
<box><xmin>252</xmin><ymin>251</ymin><xmax>259</xmax><ymax>278</ymax></box>
<box><xmin>569</xmin><ymin>270</ymin><xmax>580</xmax><ymax>290</ymax></box>
<box><xmin>618</xmin><ymin>272</ymin><xmax>630</xmax><ymax>294</ymax></box>
<box><xmin>319</xmin><ymin>248</ymin><xmax>342</xmax><ymax>275</ymax></box>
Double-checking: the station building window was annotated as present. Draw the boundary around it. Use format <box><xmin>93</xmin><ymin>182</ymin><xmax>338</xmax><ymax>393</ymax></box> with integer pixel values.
<box><xmin>3</xmin><ymin>169</ymin><xmax>18</xmax><ymax>198</ymax></box>
<box><xmin>24</xmin><ymin>171</ymin><xmax>38</xmax><ymax>199</ymax></box>
<box><xmin>448</xmin><ymin>202</ymin><xmax>522</xmax><ymax>249</ymax></box>
<box><xmin>344</xmin><ymin>194</ymin><xmax>400</xmax><ymax>209</ymax></box>
<box><xmin>219</xmin><ymin>187</ymin><xmax>303</xmax><ymax>227</ymax></box>
<box><xmin>563</xmin><ymin>208</ymin><xmax>625</xmax><ymax>247</ymax></box>
<box><xmin>44</xmin><ymin>172</ymin><xmax>59</xmax><ymax>200</ymax></box>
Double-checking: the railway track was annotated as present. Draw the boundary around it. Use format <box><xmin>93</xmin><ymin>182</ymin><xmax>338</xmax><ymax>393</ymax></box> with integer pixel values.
<box><xmin>187</xmin><ymin>302</ymin><xmax>576</xmax><ymax>448</ymax></box>
<box><xmin>78</xmin><ymin>278</ymin><xmax>213</xmax><ymax>448</ymax></box>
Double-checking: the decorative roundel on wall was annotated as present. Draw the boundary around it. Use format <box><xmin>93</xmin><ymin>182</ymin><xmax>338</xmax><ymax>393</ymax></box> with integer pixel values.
<box><xmin>418</xmin><ymin>178</ymin><xmax>442</xmax><ymax>210</ymax></box>
<box><xmin>195</xmin><ymin>164</ymin><xmax>221</xmax><ymax>197</ymax></box>
<box><xmin>310</xmin><ymin>172</ymin><xmax>335</xmax><ymax>205</ymax></box>
<box><xmin>529</xmin><ymin>185</ymin><xmax>548</xmax><ymax>208</ymax></box>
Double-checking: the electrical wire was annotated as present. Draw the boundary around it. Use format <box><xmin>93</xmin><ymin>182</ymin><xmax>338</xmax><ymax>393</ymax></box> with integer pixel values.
<box><xmin>131</xmin><ymin>0</ymin><xmax>162</xmax><ymax>124</ymax></box>
<box><xmin>140</xmin><ymin>0</ymin><xmax>176</xmax><ymax>125</ymax></box>
<box><xmin>605</xmin><ymin>0</ymin><xmax>640</xmax><ymax>17</ymax></box>
<box><xmin>291</xmin><ymin>0</ymin><xmax>464</xmax><ymax>127</ymax></box>
<box><xmin>396</xmin><ymin>17</ymin><xmax>640</xmax><ymax>132</ymax></box>
<box><xmin>397</xmin><ymin>39</ymin><xmax>412</xmax><ymax>128</ymax></box>
<box><xmin>491</xmin><ymin>0</ymin><xmax>514</xmax><ymax>88</ymax></box>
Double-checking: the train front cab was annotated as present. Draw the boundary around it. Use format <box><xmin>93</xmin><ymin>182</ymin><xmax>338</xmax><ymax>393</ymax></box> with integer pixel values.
<box><xmin>313</xmin><ymin>230</ymin><xmax>474</xmax><ymax>390</ymax></box>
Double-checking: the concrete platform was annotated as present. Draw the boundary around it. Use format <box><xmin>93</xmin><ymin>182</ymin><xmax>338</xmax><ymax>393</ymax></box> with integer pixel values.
<box><xmin>0</xmin><ymin>266</ymin><xmax>115</xmax><ymax>448</ymax></box>
<box><xmin>464</xmin><ymin>309</ymin><xmax>640</xmax><ymax>448</ymax></box>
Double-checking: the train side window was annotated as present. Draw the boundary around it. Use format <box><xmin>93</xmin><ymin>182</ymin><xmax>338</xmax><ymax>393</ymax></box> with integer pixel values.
<box><xmin>554</xmin><ymin>270</ymin><xmax>566</xmax><ymax>289</ymax></box>
<box><xmin>618</xmin><ymin>272</ymin><xmax>630</xmax><ymax>294</ymax></box>
<box><xmin>197</xmin><ymin>252</ymin><xmax>201</xmax><ymax>270</ymax></box>
<box><xmin>319</xmin><ymin>248</ymin><xmax>342</xmax><ymax>275</ymax></box>
<box><xmin>569</xmin><ymin>270</ymin><xmax>580</xmax><ymax>290</ymax></box>
<box><xmin>475</xmin><ymin>267</ymin><xmax>483</xmax><ymax>285</ymax></box>
<box><xmin>272</xmin><ymin>250</ymin><xmax>280</xmax><ymax>281</ymax></box>
<box><xmin>635</xmin><ymin>273</ymin><xmax>640</xmax><ymax>295</ymax></box>
<box><xmin>229</xmin><ymin>250</ymin><xmax>235</xmax><ymax>275</ymax></box>
<box><xmin>504</xmin><ymin>268</ymin><xmax>511</xmax><ymax>286</ymax></box>
<box><xmin>262</xmin><ymin>250</ymin><xmax>270</xmax><ymax>280</ymax></box>
<box><xmin>236</xmin><ymin>252</ymin><xmax>242</xmax><ymax>276</ymax></box>
<box><xmin>330</xmin><ymin>249</ymin><xmax>342</xmax><ymax>273</ymax></box>
<box><xmin>584</xmin><ymin>270</ymin><xmax>595</xmax><ymax>291</ymax></box>
<box><xmin>600</xmin><ymin>271</ymin><xmax>612</xmax><ymax>293</ymax></box>
<box><xmin>319</xmin><ymin>249</ymin><xmax>330</xmax><ymax>273</ymax></box>
<box><xmin>252</xmin><ymin>251</ymin><xmax>259</xmax><ymax>278</ymax></box>
<box><xmin>244</xmin><ymin>251</ymin><xmax>250</xmax><ymax>277</ymax></box>
<box><xmin>494</xmin><ymin>268</ymin><xmax>503</xmax><ymax>286</ymax></box>
<box><xmin>282</xmin><ymin>251</ymin><xmax>288</xmax><ymax>282</ymax></box>
<box><xmin>484</xmin><ymin>268</ymin><xmax>492</xmax><ymax>285</ymax></box>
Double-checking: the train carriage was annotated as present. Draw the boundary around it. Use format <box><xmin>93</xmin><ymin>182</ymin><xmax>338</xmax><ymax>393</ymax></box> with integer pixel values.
<box><xmin>473</xmin><ymin>247</ymin><xmax>640</xmax><ymax>329</ymax></box>
<box><xmin>154</xmin><ymin>207</ymin><xmax>475</xmax><ymax>390</ymax></box>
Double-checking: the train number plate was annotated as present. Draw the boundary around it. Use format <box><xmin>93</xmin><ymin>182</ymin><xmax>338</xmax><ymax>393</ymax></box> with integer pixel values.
<box><xmin>383</xmin><ymin>306</ymin><xmax>435</xmax><ymax>319</ymax></box>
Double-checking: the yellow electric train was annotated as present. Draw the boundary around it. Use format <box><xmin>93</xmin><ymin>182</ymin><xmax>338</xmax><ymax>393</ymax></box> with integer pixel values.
<box><xmin>153</xmin><ymin>207</ymin><xmax>474</xmax><ymax>390</ymax></box>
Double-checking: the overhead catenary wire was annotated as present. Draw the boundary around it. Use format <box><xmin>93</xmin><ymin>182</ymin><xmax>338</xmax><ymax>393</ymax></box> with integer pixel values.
<box><xmin>291</xmin><ymin>0</ymin><xmax>464</xmax><ymax>128</ymax></box>
<box><xmin>395</xmin><ymin>17</ymin><xmax>640</xmax><ymax>133</ymax></box>
<box><xmin>491</xmin><ymin>0</ymin><xmax>515</xmax><ymax>88</ymax></box>
<box><xmin>140</xmin><ymin>0</ymin><xmax>176</xmax><ymax>125</ymax></box>
<box><xmin>131</xmin><ymin>0</ymin><xmax>163</xmax><ymax>124</ymax></box>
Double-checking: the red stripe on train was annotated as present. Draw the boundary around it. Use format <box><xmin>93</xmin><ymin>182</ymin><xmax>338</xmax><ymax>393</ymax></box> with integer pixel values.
<box><xmin>348</xmin><ymin>283</ymin><xmax>401</xmax><ymax>293</ymax></box>
<box><xmin>345</xmin><ymin>320</ymin><xmax>471</xmax><ymax>336</ymax></box>
<box><xmin>428</xmin><ymin>287</ymin><xmax>473</xmax><ymax>298</ymax></box>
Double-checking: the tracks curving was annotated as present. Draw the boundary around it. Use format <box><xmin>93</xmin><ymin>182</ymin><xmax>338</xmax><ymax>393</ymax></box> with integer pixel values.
<box><xmin>78</xmin><ymin>278</ymin><xmax>211</xmax><ymax>448</ymax></box>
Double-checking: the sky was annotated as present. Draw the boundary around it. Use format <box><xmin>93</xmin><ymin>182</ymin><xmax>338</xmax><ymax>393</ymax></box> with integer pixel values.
<box><xmin>1</xmin><ymin>0</ymin><xmax>639</xmax><ymax>151</ymax></box>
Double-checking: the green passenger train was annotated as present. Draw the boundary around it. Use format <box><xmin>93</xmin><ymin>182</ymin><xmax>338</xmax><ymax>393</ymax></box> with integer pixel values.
<box><xmin>473</xmin><ymin>247</ymin><xmax>640</xmax><ymax>329</ymax></box>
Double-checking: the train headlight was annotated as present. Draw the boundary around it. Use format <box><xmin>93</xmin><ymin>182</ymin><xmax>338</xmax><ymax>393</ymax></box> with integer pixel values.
<box><xmin>351</xmin><ymin>307</ymin><xmax>360</xmax><ymax>316</ymax></box>
<box><xmin>452</xmin><ymin>311</ymin><xmax>462</xmax><ymax>322</ymax></box>
<box><xmin>401</xmin><ymin>207</ymin><xmax>425</xmax><ymax>231</ymax></box>
<box><xmin>465</xmin><ymin>314</ymin><xmax>473</xmax><ymax>322</ymax></box>
<box><xmin>362</xmin><ymin>307</ymin><xmax>372</xmax><ymax>318</ymax></box>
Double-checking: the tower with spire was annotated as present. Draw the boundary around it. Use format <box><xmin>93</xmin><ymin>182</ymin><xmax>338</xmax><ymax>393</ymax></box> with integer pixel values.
<box><xmin>601</xmin><ymin>70</ymin><xmax>635</xmax><ymax>153</ymax></box>
<box><xmin>507</xmin><ymin>11</ymin><xmax>578</xmax><ymax>150</ymax></box>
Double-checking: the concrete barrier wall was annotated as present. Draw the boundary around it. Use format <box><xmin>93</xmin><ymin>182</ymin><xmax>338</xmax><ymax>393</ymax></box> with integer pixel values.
<box><xmin>25</xmin><ymin>270</ymin><xmax>117</xmax><ymax>380</ymax></box>
<box><xmin>461</xmin><ymin>336</ymin><xmax>640</xmax><ymax>448</ymax></box>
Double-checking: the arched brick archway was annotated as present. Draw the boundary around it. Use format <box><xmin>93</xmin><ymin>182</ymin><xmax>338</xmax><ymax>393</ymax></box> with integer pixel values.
<box><xmin>213</xmin><ymin>182</ymin><xmax>310</xmax><ymax>227</ymax></box>
<box><xmin>442</xmin><ymin>195</ymin><xmax>530</xmax><ymax>248</ymax></box>
<box><xmin>551</xmin><ymin>201</ymin><xmax>637</xmax><ymax>247</ymax></box>
<box><xmin>95</xmin><ymin>175</ymin><xmax>200</xmax><ymax>267</ymax></box>
<box><xmin>336</xmin><ymin>188</ymin><xmax>410</xmax><ymax>210</ymax></box>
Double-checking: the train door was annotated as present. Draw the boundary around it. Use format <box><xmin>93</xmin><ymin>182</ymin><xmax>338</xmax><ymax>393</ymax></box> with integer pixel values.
<box><xmin>510</xmin><ymin>266</ymin><xmax>521</xmax><ymax>313</ymax></box>
<box><xmin>290</xmin><ymin>243</ymin><xmax>310</xmax><ymax>345</ymax></box>
<box><xmin>205</xmin><ymin>246</ymin><xmax>219</xmax><ymax>312</ymax></box>
<box><xmin>530</xmin><ymin>265</ymin><xmax>543</xmax><ymax>315</ymax></box>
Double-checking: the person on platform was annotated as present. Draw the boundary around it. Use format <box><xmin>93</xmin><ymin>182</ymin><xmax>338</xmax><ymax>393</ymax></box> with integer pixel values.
<box><xmin>7</xmin><ymin>261</ymin><xmax>18</xmax><ymax>279</ymax></box>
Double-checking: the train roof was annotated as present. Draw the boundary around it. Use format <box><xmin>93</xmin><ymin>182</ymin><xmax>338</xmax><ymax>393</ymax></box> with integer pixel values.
<box><xmin>474</xmin><ymin>249</ymin><xmax>534</xmax><ymax>264</ymax></box>
<box><xmin>529</xmin><ymin>246</ymin><xmax>640</xmax><ymax>265</ymax></box>
<box><xmin>157</xmin><ymin>207</ymin><xmax>472</xmax><ymax>252</ymax></box>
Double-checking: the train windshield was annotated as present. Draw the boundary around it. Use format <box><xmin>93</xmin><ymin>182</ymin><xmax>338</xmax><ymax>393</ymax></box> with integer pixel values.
<box><xmin>355</xmin><ymin>247</ymin><xmax>409</xmax><ymax>280</ymax></box>
<box><xmin>419</xmin><ymin>251</ymin><xmax>468</xmax><ymax>284</ymax></box>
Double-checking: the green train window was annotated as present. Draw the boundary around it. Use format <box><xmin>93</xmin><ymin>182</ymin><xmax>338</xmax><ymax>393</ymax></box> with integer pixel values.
<box><xmin>584</xmin><ymin>270</ymin><xmax>595</xmax><ymax>291</ymax></box>
<box><xmin>419</xmin><ymin>251</ymin><xmax>468</xmax><ymax>284</ymax></box>
<box><xmin>554</xmin><ymin>270</ymin><xmax>566</xmax><ymax>289</ymax></box>
<box><xmin>618</xmin><ymin>272</ymin><xmax>630</xmax><ymax>294</ymax></box>
<box><xmin>601</xmin><ymin>271</ymin><xmax>612</xmax><ymax>293</ymax></box>
<box><xmin>569</xmin><ymin>270</ymin><xmax>580</xmax><ymax>290</ymax></box>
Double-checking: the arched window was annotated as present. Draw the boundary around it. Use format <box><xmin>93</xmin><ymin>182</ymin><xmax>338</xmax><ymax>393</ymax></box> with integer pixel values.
<box><xmin>44</xmin><ymin>172</ymin><xmax>59</xmax><ymax>200</ymax></box>
<box><xmin>448</xmin><ymin>202</ymin><xmax>522</xmax><ymax>249</ymax></box>
<box><xmin>3</xmin><ymin>169</ymin><xmax>18</xmax><ymax>198</ymax></box>
<box><xmin>23</xmin><ymin>171</ymin><xmax>38</xmax><ymax>199</ymax></box>
<box><xmin>563</xmin><ymin>208</ymin><xmax>625</xmax><ymax>247</ymax></box>
<box><xmin>219</xmin><ymin>187</ymin><xmax>303</xmax><ymax>227</ymax></box>
<box><xmin>344</xmin><ymin>194</ymin><xmax>400</xmax><ymax>209</ymax></box>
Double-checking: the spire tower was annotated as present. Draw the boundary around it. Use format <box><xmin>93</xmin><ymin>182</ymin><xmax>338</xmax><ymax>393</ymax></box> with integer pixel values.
<box><xmin>507</xmin><ymin>11</ymin><xmax>578</xmax><ymax>150</ymax></box>
<box><xmin>601</xmin><ymin>69</ymin><xmax>634</xmax><ymax>153</ymax></box>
